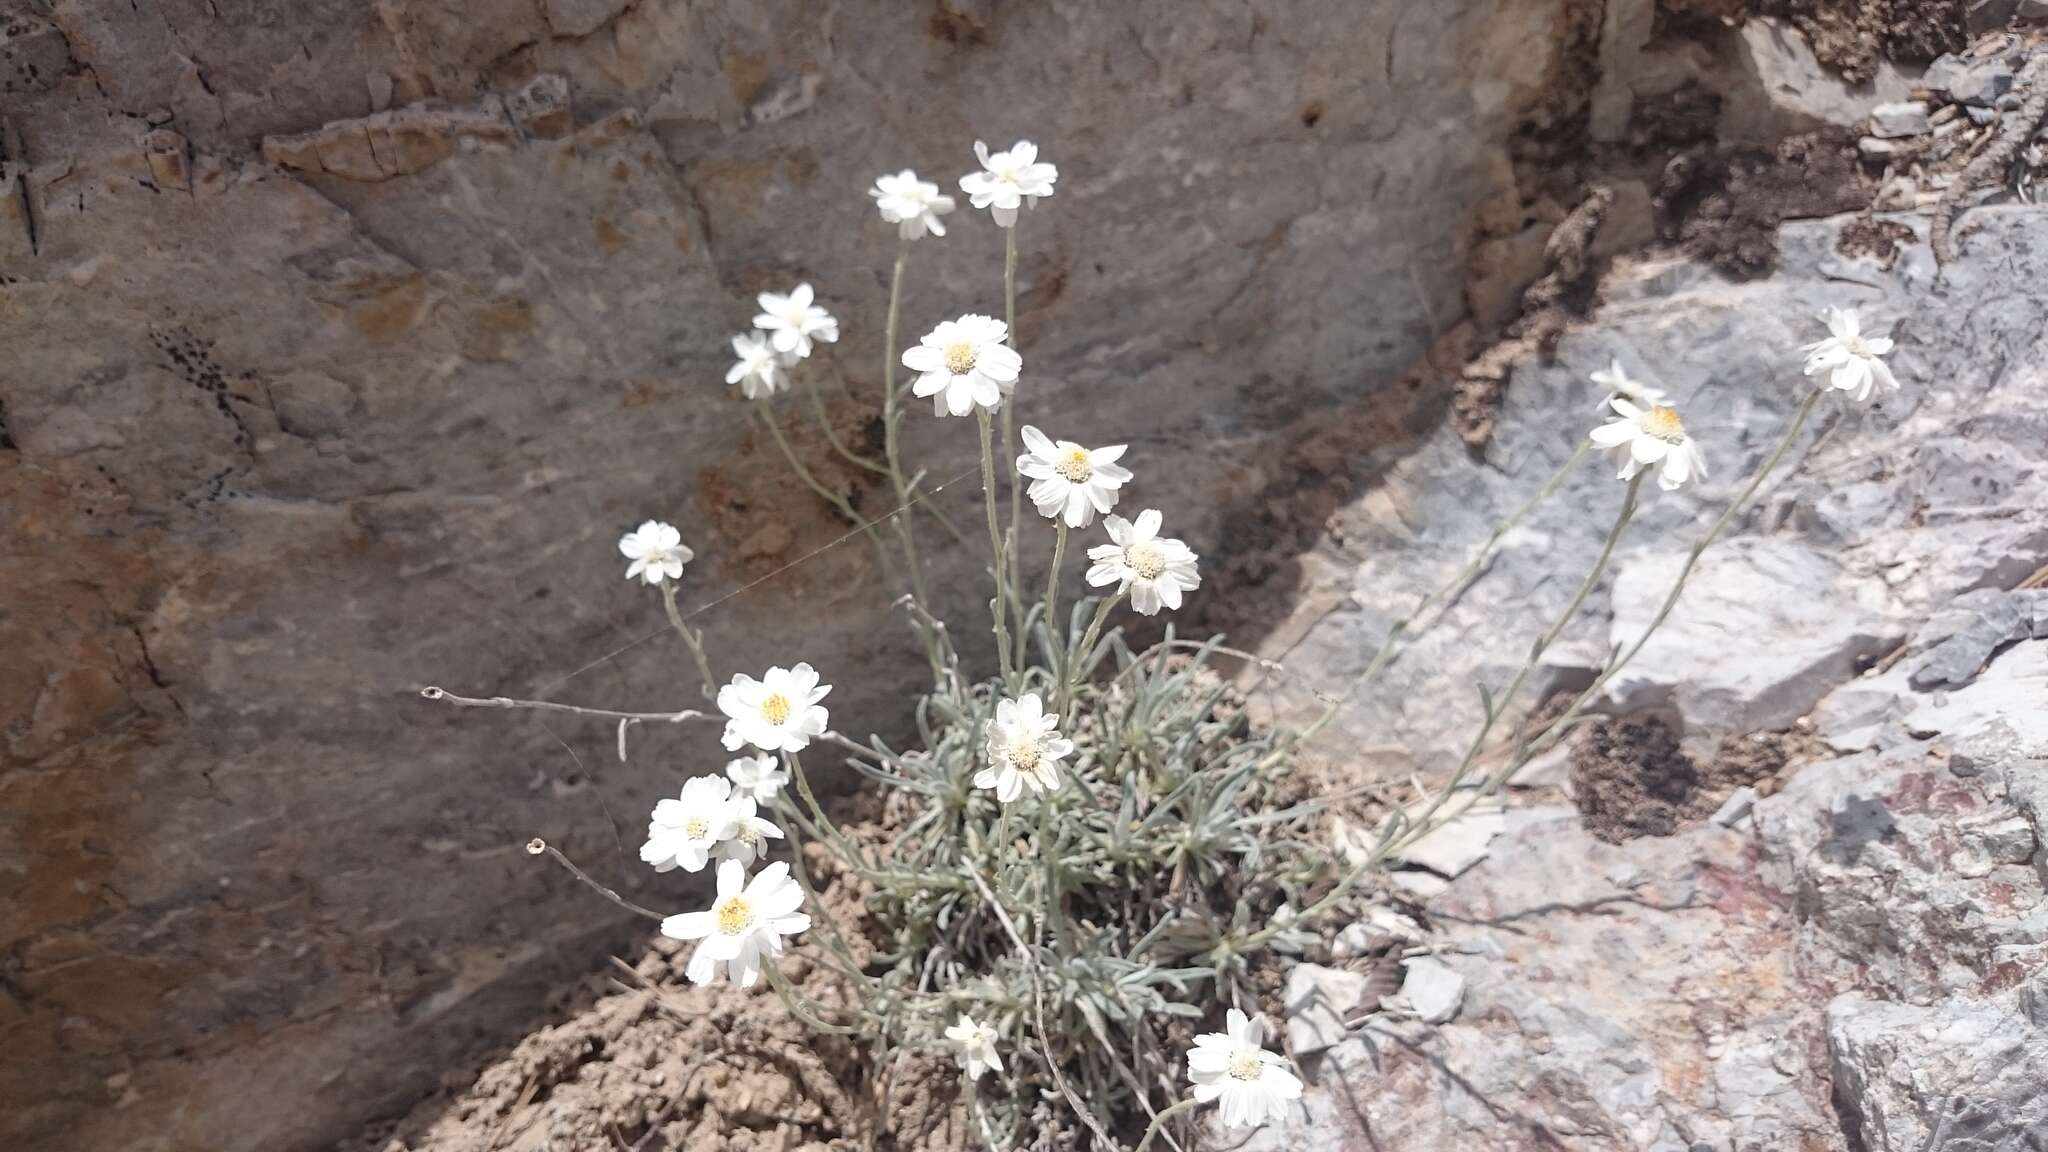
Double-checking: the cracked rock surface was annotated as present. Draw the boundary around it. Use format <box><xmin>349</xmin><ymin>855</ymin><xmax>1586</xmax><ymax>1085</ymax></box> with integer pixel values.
<box><xmin>1</xmin><ymin>3</ymin><xmax>1589</xmax><ymax>1150</ymax></box>
<box><xmin>1256</xmin><ymin>208</ymin><xmax>2048</xmax><ymax>1149</ymax></box>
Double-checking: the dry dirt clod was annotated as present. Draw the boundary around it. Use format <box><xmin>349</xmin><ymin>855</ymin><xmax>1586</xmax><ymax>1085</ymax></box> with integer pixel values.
<box><xmin>1454</xmin><ymin>186</ymin><xmax>1613</xmax><ymax>450</ymax></box>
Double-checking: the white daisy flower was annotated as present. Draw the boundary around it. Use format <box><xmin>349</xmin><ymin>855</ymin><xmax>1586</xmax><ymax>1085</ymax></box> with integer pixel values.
<box><xmin>958</xmin><ymin>140</ymin><xmax>1057</xmax><ymax>228</ymax></box>
<box><xmin>719</xmin><ymin>663</ymin><xmax>832</xmax><ymax>754</ymax></box>
<box><xmin>973</xmin><ymin>692</ymin><xmax>1072</xmax><ymax>803</ymax></box>
<box><xmin>1016</xmin><ymin>425</ymin><xmax>1133</xmax><ymax>528</ymax></box>
<box><xmin>903</xmin><ymin>314</ymin><xmax>1022</xmax><ymax>417</ymax></box>
<box><xmin>724</xmin><ymin>754</ymin><xmax>790</xmax><ymax>805</ymax></box>
<box><xmin>1588</xmin><ymin>398</ymin><xmax>1709</xmax><ymax>491</ymax></box>
<box><xmin>662</xmin><ymin>859</ymin><xmax>810</xmax><ymax>989</ymax></box>
<box><xmin>944</xmin><ymin>1015</ymin><xmax>1004</xmax><ymax>1081</ymax></box>
<box><xmin>870</xmin><ymin>169</ymin><xmax>957</xmax><ymax>240</ymax></box>
<box><xmin>712</xmin><ymin>797</ymin><xmax>785</xmax><ymax>867</ymax></box>
<box><xmin>619</xmin><ymin>520</ymin><xmax>694</xmax><ymax>586</ymax></box>
<box><xmin>1589</xmin><ymin>358</ymin><xmax>1667</xmax><ymax>412</ymax></box>
<box><xmin>1802</xmin><ymin>306</ymin><xmax>1899</xmax><ymax>403</ymax></box>
<box><xmin>726</xmin><ymin>331</ymin><xmax>784</xmax><ymax>400</ymax></box>
<box><xmin>1085</xmin><ymin>510</ymin><xmax>1201</xmax><ymax>616</ymax></box>
<box><xmin>1187</xmin><ymin>1009</ymin><xmax>1302</xmax><ymax>1129</ymax></box>
<box><xmin>752</xmin><ymin>283</ymin><xmax>839</xmax><ymax>363</ymax></box>
<box><xmin>639</xmin><ymin>775</ymin><xmax>738</xmax><ymax>874</ymax></box>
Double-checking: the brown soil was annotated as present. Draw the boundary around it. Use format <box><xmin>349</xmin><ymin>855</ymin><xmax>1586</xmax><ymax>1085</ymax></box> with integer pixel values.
<box><xmin>1658</xmin><ymin>0</ymin><xmax>1970</xmax><ymax>81</ymax></box>
<box><xmin>352</xmin><ymin>839</ymin><xmax>965</xmax><ymax>1152</ymax></box>
<box><xmin>1655</xmin><ymin>129</ymin><xmax>1872</xmax><ymax>278</ymax></box>
<box><xmin>1570</xmin><ymin>716</ymin><xmax>1821</xmax><ymax>843</ymax></box>
<box><xmin>1836</xmin><ymin>216</ymin><xmax>1920</xmax><ymax>268</ymax></box>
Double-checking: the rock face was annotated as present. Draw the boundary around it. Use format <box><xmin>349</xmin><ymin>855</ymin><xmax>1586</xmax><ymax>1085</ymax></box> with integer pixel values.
<box><xmin>1252</xmin><ymin>208</ymin><xmax>2048</xmax><ymax>1149</ymax></box>
<box><xmin>1269</xmin><ymin>208</ymin><xmax>2048</xmax><ymax>766</ymax></box>
<box><xmin>0</xmin><ymin>3</ymin><xmax>1612</xmax><ymax>1150</ymax></box>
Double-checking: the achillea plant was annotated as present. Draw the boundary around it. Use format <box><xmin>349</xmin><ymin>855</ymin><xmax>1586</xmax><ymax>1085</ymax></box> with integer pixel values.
<box><xmin>425</xmin><ymin>138</ymin><xmax>1901</xmax><ymax>1148</ymax></box>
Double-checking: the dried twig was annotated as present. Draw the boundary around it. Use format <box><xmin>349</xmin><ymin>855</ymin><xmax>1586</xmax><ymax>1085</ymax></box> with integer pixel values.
<box><xmin>1934</xmin><ymin>54</ymin><xmax>2048</xmax><ymax>265</ymax></box>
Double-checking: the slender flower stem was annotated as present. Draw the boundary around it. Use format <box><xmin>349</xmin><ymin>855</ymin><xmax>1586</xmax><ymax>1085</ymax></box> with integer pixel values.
<box><xmin>881</xmin><ymin>239</ymin><xmax>945</xmax><ymax>680</ymax></box>
<box><xmin>525</xmin><ymin>838</ymin><xmax>665</xmax><ymax>921</ymax></box>
<box><xmin>976</xmin><ymin>409</ymin><xmax>1019</xmax><ymax>690</ymax></box>
<box><xmin>419</xmin><ymin>686</ymin><xmax>712</xmax><ymax>726</ymax></box>
<box><xmin>1237</xmin><ymin>471</ymin><xmax>1647</xmax><ymax>952</ymax></box>
<box><xmin>806</xmin><ymin>375</ymin><xmax>887</xmax><ymax>476</ymax></box>
<box><xmin>1397</xmin><ymin>470</ymin><xmax>1644</xmax><ymax>841</ymax></box>
<box><xmin>757</xmin><ymin>400</ymin><xmax>893</xmax><ymax>565</ymax></box>
<box><xmin>1002</xmin><ymin>224</ymin><xmax>1023</xmax><ymax>598</ymax></box>
<box><xmin>1258</xmin><ymin>394</ymin><xmax>1823</xmax><ymax>950</ymax></box>
<box><xmin>1135</xmin><ymin>1098</ymin><xmax>1203</xmax><ymax>1152</ymax></box>
<box><xmin>1508</xmin><ymin>387</ymin><xmax>1826</xmax><ymax>773</ymax></box>
<box><xmin>1037</xmin><ymin>796</ymin><xmax>1067</xmax><ymax>954</ymax></box>
<box><xmin>1293</xmin><ymin>440</ymin><xmax>1591</xmax><ymax>750</ymax></box>
<box><xmin>1042</xmin><ymin>520</ymin><xmax>1068</xmax><ymax>664</ymax></box>
<box><xmin>1060</xmin><ymin>592</ymin><xmax>1124</xmax><ymax>719</ymax></box>
<box><xmin>659</xmin><ymin>583</ymin><xmax>719</xmax><ymax>701</ymax></box>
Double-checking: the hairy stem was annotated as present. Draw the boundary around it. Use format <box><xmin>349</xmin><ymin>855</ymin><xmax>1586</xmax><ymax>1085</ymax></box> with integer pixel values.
<box><xmin>1042</xmin><ymin>520</ymin><xmax>1068</xmax><ymax>666</ymax></box>
<box><xmin>1060</xmin><ymin>592</ymin><xmax>1124</xmax><ymax>720</ymax></box>
<box><xmin>881</xmin><ymin>239</ymin><xmax>946</xmax><ymax>681</ymax></box>
<box><xmin>977</xmin><ymin>408</ymin><xmax>1019</xmax><ymax>690</ymax></box>
<box><xmin>1506</xmin><ymin>387</ymin><xmax>1826</xmax><ymax>774</ymax></box>
<box><xmin>806</xmin><ymin>375</ymin><xmax>887</xmax><ymax>476</ymax></box>
<box><xmin>1135</xmin><ymin>1097</ymin><xmax>1203</xmax><ymax>1152</ymax></box>
<box><xmin>1002</xmin><ymin>224</ymin><xmax>1023</xmax><ymax>601</ymax></box>
<box><xmin>659</xmin><ymin>583</ymin><xmax>719</xmax><ymax>701</ymax></box>
<box><xmin>1240</xmin><ymin>470</ymin><xmax>1647</xmax><ymax>950</ymax></box>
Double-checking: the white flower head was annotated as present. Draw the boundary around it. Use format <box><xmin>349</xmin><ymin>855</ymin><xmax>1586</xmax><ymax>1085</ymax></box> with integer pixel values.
<box><xmin>973</xmin><ymin>692</ymin><xmax>1072</xmax><ymax>803</ymax></box>
<box><xmin>619</xmin><ymin>520</ymin><xmax>694</xmax><ymax>586</ymax></box>
<box><xmin>1017</xmin><ymin>425</ymin><xmax>1132</xmax><ymax>528</ymax></box>
<box><xmin>944</xmin><ymin>1015</ymin><xmax>1004</xmax><ymax>1081</ymax></box>
<box><xmin>719</xmin><ymin>663</ymin><xmax>832</xmax><ymax>754</ymax></box>
<box><xmin>712</xmin><ymin>796</ymin><xmax>786</xmax><ymax>867</ymax></box>
<box><xmin>1802</xmin><ymin>306</ymin><xmax>1899</xmax><ymax>403</ymax></box>
<box><xmin>1589</xmin><ymin>398</ymin><xmax>1709</xmax><ymax>492</ymax></box>
<box><xmin>640</xmin><ymin>775</ymin><xmax>737</xmax><ymax>874</ymax></box>
<box><xmin>662</xmin><ymin>859</ymin><xmax>810</xmax><ymax>988</ymax></box>
<box><xmin>727</xmin><ymin>331</ymin><xmax>784</xmax><ymax>400</ymax></box>
<box><xmin>959</xmin><ymin>140</ymin><xmax>1057</xmax><ymax>228</ymax></box>
<box><xmin>1187</xmin><ymin>1009</ymin><xmax>1302</xmax><ymax>1129</ymax></box>
<box><xmin>903</xmin><ymin>314</ymin><xmax>1021</xmax><ymax>417</ymax></box>
<box><xmin>1589</xmin><ymin>358</ymin><xmax>1667</xmax><ymax>412</ymax></box>
<box><xmin>725</xmin><ymin>754</ymin><xmax>790</xmax><ymax>805</ymax></box>
<box><xmin>1085</xmin><ymin>510</ymin><xmax>1201</xmax><ymax>616</ymax></box>
<box><xmin>870</xmin><ymin>169</ymin><xmax>957</xmax><ymax>240</ymax></box>
<box><xmin>753</xmin><ymin>283</ymin><xmax>839</xmax><ymax>364</ymax></box>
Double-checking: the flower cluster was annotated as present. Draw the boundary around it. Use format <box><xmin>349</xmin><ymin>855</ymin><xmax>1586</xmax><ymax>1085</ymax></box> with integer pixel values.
<box><xmin>720</xmin><ymin>284</ymin><xmax>839</xmax><ymax>400</ymax></box>
<box><xmin>584</xmin><ymin>150</ymin><xmax>1917</xmax><ymax>1146</ymax></box>
<box><xmin>1586</xmin><ymin>307</ymin><xmax>1895</xmax><ymax>492</ymax></box>
<box><xmin>636</xmin><ymin>663</ymin><xmax>831</xmax><ymax>987</ymax></box>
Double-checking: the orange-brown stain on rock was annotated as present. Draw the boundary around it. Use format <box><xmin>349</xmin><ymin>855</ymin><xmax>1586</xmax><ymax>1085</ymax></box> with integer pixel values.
<box><xmin>723</xmin><ymin>50</ymin><xmax>770</xmax><ymax>106</ymax></box>
<box><xmin>594</xmin><ymin>215</ymin><xmax>627</xmax><ymax>254</ymax></box>
<box><xmin>0</xmin><ymin>459</ymin><xmax>192</xmax><ymax>1152</ymax></box>
<box><xmin>350</xmin><ymin>274</ymin><xmax>432</xmax><ymax>342</ymax></box>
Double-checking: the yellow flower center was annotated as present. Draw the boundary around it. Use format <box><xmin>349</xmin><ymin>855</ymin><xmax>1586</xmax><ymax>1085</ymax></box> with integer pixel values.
<box><xmin>684</xmin><ymin>817</ymin><xmax>710</xmax><ymax>840</ymax></box>
<box><xmin>715</xmin><ymin>894</ymin><xmax>755</xmax><ymax>936</ymax></box>
<box><xmin>1055</xmin><ymin>448</ymin><xmax>1093</xmax><ymax>483</ymax></box>
<box><xmin>1227</xmin><ymin>1051</ymin><xmax>1265</xmax><ymax>1081</ymax></box>
<box><xmin>1007</xmin><ymin>737</ymin><xmax>1042</xmax><ymax>773</ymax></box>
<box><xmin>1640</xmin><ymin>405</ymin><xmax>1686</xmax><ymax>444</ymax></box>
<box><xmin>1125</xmin><ymin>541</ymin><xmax>1166</xmax><ymax>580</ymax></box>
<box><xmin>737</xmin><ymin>823</ymin><xmax>762</xmax><ymax>847</ymax></box>
<box><xmin>945</xmin><ymin>342</ymin><xmax>979</xmax><ymax>375</ymax></box>
<box><xmin>761</xmin><ymin>693</ymin><xmax>792</xmax><ymax>726</ymax></box>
